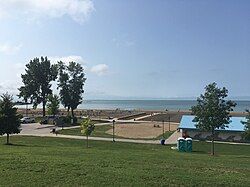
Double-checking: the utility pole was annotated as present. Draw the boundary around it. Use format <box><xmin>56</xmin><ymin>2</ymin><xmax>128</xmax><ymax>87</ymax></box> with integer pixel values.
<box><xmin>112</xmin><ymin>120</ymin><xmax>115</xmax><ymax>142</ymax></box>
<box><xmin>169</xmin><ymin>116</ymin><xmax>171</xmax><ymax>131</ymax></box>
<box><xmin>162</xmin><ymin>120</ymin><xmax>165</xmax><ymax>139</ymax></box>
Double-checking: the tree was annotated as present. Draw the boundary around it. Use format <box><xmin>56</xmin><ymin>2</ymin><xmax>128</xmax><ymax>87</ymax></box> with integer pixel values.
<box><xmin>0</xmin><ymin>93</ymin><xmax>21</xmax><ymax>145</ymax></box>
<box><xmin>191</xmin><ymin>82</ymin><xmax>236</xmax><ymax>155</ymax></box>
<box><xmin>241</xmin><ymin>110</ymin><xmax>250</xmax><ymax>141</ymax></box>
<box><xmin>17</xmin><ymin>86</ymin><xmax>31</xmax><ymax>117</ymax></box>
<box><xmin>47</xmin><ymin>94</ymin><xmax>60</xmax><ymax>116</ymax></box>
<box><xmin>58</xmin><ymin>61</ymin><xmax>86</xmax><ymax>118</ymax></box>
<box><xmin>80</xmin><ymin>118</ymin><xmax>95</xmax><ymax>148</ymax></box>
<box><xmin>19</xmin><ymin>56</ymin><xmax>58</xmax><ymax>116</ymax></box>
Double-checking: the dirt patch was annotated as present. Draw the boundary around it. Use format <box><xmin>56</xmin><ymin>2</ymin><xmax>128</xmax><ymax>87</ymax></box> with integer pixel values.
<box><xmin>106</xmin><ymin>122</ymin><xmax>178</xmax><ymax>139</ymax></box>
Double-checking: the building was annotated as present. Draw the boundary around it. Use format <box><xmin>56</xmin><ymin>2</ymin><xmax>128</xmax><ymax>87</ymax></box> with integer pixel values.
<box><xmin>178</xmin><ymin>115</ymin><xmax>246</xmax><ymax>142</ymax></box>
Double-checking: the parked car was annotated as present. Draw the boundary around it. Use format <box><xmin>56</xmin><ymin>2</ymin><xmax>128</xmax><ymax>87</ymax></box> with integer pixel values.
<box><xmin>21</xmin><ymin>117</ymin><xmax>35</xmax><ymax>123</ymax></box>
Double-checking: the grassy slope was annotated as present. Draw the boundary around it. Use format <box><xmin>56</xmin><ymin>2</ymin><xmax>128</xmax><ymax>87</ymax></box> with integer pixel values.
<box><xmin>59</xmin><ymin>126</ymin><xmax>174</xmax><ymax>140</ymax></box>
<box><xmin>59</xmin><ymin>125</ymin><xmax>114</xmax><ymax>138</ymax></box>
<box><xmin>0</xmin><ymin>136</ymin><xmax>249</xmax><ymax>186</ymax></box>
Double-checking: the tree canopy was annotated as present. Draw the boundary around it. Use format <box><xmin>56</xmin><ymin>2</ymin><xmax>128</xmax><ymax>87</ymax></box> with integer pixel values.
<box><xmin>191</xmin><ymin>82</ymin><xmax>236</xmax><ymax>155</ymax></box>
<box><xmin>0</xmin><ymin>93</ymin><xmax>21</xmax><ymax>144</ymax></box>
<box><xmin>19</xmin><ymin>57</ymin><xmax>58</xmax><ymax>116</ymax></box>
<box><xmin>47</xmin><ymin>94</ymin><xmax>60</xmax><ymax>116</ymax></box>
<box><xmin>81</xmin><ymin>118</ymin><xmax>95</xmax><ymax>148</ymax></box>
<box><xmin>242</xmin><ymin>110</ymin><xmax>250</xmax><ymax>141</ymax></box>
<box><xmin>58</xmin><ymin>61</ymin><xmax>86</xmax><ymax>117</ymax></box>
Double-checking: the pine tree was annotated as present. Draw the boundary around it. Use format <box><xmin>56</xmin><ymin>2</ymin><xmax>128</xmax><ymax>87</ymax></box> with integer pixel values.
<box><xmin>0</xmin><ymin>93</ymin><xmax>21</xmax><ymax>145</ymax></box>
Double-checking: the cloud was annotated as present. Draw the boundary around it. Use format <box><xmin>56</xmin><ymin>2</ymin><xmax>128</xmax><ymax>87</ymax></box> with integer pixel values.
<box><xmin>90</xmin><ymin>64</ymin><xmax>109</xmax><ymax>76</ymax></box>
<box><xmin>0</xmin><ymin>43</ymin><xmax>22</xmax><ymax>55</ymax></box>
<box><xmin>112</xmin><ymin>33</ymin><xmax>136</xmax><ymax>47</ymax></box>
<box><xmin>50</xmin><ymin>55</ymin><xmax>86</xmax><ymax>64</ymax></box>
<box><xmin>0</xmin><ymin>0</ymin><xmax>95</xmax><ymax>24</ymax></box>
<box><xmin>0</xmin><ymin>81</ymin><xmax>21</xmax><ymax>95</ymax></box>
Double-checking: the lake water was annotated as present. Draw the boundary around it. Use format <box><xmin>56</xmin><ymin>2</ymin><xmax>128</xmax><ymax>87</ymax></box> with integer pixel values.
<box><xmin>79</xmin><ymin>100</ymin><xmax>250</xmax><ymax>112</ymax></box>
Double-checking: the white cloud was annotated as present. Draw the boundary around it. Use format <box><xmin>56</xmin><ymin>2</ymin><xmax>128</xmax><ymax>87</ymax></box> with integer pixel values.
<box><xmin>0</xmin><ymin>43</ymin><xmax>22</xmax><ymax>55</ymax></box>
<box><xmin>0</xmin><ymin>0</ymin><xmax>95</xmax><ymax>24</ymax></box>
<box><xmin>90</xmin><ymin>64</ymin><xmax>109</xmax><ymax>76</ymax></box>
<box><xmin>112</xmin><ymin>34</ymin><xmax>136</xmax><ymax>47</ymax></box>
<box><xmin>50</xmin><ymin>55</ymin><xmax>85</xmax><ymax>64</ymax></box>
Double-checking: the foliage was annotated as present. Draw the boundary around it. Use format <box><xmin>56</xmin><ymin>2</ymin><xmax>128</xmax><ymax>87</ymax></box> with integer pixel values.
<box><xmin>191</xmin><ymin>82</ymin><xmax>236</xmax><ymax>155</ymax></box>
<box><xmin>47</xmin><ymin>94</ymin><xmax>60</xmax><ymax>116</ymax></box>
<box><xmin>60</xmin><ymin>115</ymin><xmax>77</xmax><ymax>124</ymax></box>
<box><xmin>81</xmin><ymin>118</ymin><xmax>95</xmax><ymax>136</ymax></box>
<box><xmin>241</xmin><ymin>110</ymin><xmax>250</xmax><ymax>140</ymax></box>
<box><xmin>0</xmin><ymin>136</ymin><xmax>249</xmax><ymax>186</ymax></box>
<box><xmin>19</xmin><ymin>56</ymin><xmax>58</xmax><ymax>116</ymax></box>
<box><xmin>0</xmin><ymin>93</ymin><xmax>21</xmax><ymax>144</ymax></box>
<box><xmin>81</xmin><ymin>118</ymin><xmax>95</xmax><ymax>147</ymax></box>
<box><xmin>58</xmin><ymin>61</ymin><xmax>86</xmax><ymax>117</ymax></box>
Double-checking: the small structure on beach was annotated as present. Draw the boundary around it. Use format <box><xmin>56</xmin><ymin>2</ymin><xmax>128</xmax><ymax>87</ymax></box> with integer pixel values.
<box><xmin>178</xmin><ymin>115</ymin><xmax>246</xmax><ymax>142</ymax></box>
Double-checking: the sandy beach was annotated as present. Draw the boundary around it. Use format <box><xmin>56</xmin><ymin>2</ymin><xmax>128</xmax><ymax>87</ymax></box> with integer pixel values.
<box><xmin>106</xmin><ymin>122</ymin><xmax>178</xmax><ymax>139</ymax></box>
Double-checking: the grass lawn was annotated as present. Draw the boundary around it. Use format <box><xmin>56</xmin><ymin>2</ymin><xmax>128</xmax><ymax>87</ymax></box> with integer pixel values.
<box><xmin>0</xmin><ymin>136</ymin><xmax>249</xmax><ymax>186</ymax></box>
<box><xmin>59</xmin><ymin>125</ymin><xmax>114</xmax><ymax>138</ymax></box>
<box><xmin>59</xmin><ymin>125</ymin><xmax>174</xmax><ymax>140</ymax></box>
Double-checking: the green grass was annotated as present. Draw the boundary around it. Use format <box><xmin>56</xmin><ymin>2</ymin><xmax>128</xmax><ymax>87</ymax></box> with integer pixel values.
<box><xmin>156</xmin><ymin>131</ymin><xmax>175</xmax><ymax>139</ymax></box>
<box><xmin>57</xmin><ymin>119</ymin><xmax>109</xmax><ymax>127</ymax></box>
<box><xmin>59</xmin><ymin>125</ymin><xmax>114</xmax><ymax>138</ymax></box>
<box><xmin>0</xmin><ymin>136</ymin><xmax>249</xmax><ymax>186</ymax></box>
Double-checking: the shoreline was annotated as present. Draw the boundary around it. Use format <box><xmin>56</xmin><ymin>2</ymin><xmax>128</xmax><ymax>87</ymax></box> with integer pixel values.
<box><xmin>17</xmin><ymin>108</ymin><xmax>247</xmax><ymax>123</ymax></box>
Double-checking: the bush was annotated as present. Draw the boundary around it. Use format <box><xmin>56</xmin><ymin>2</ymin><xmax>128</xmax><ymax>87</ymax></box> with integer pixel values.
<box><xmin>60</xmin><ymin>116</ymin><xmax>77</xmax><ymax>124</ymax></box>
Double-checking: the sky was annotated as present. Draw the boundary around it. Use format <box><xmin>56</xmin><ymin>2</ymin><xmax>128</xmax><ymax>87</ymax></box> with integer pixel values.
<box><xmin>0</xmin><ymin>0</ymin><xmax>249</xmax><ymax>100</ymax></box>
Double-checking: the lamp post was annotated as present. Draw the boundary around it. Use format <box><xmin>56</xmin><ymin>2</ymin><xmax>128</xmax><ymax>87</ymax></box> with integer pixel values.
<box><xmin>169</xmin><ymin>116</ymin><xmax>171</xmax><ymax>131</ymax></box>
<box><xmin>112</xmin><ymin>119</ymin><xmax>115</xmax><ymax>142</ymax></box>
<box><xmin>162</xmin><ymin>120</ymin><xmax>165</xmax><ymax>139</ymax></box>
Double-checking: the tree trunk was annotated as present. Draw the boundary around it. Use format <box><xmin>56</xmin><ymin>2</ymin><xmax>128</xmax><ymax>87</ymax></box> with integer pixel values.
<box><xmin>71</xmin><ymin>108</ymin><xmax>74</xmax><ymax>118</ymax></box>
<box><xmin>211</xmin><ymin>129</ymin><xmax>215</xmax><ymax>156</ymax></box>
<box><xmin>67</xmin><ymin>107</ymin><xmax>70</xmax><ymax>116</ymax></box>
<box><xmin>26</xmin><ymin>103</ymin><xmax>28</xmax><ymax>117</ymax></box>
<box><xmin>42</xmin><ymin>100</ymin><xmax>46</xmax><ymax>117</ymax></box>
<box><xmin>86</xmin><ymin>135</ymin><xmax>89</xmax><ymax>148</ymax></box>
<box><xmin>6</xmin><ymin>133</ymin><xmax>9</xmax><ymax>145</ymax></box>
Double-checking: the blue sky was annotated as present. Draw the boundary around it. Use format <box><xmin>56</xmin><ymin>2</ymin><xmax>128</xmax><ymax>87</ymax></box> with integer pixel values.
<box><xmin>0</xmin><ymin>0</ymin><xmax>249</xmax><ymax>99</ymax></box>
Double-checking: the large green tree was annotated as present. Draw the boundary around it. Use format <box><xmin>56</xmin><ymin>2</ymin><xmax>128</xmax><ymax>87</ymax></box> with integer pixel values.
<box><xmin>47</xmin><ymin>94</ymin><xmax>60</xmax><ymax>116</ymax></box>
<box><xmin>19</xmin><ymin>57</ymin><xmax>58</xmax><ymax>116</ymax></box>
<box><xmin>58</xmin><ymin>61</ymin><xmax>86</xmax><ymax>118</ymax></box>
<box><xmin>0</xmin><ymin>93</ymin><xmax>21</xmax><ymax>145</ymax></box>
<box><xmin>241</xmin><ymin>110</ymin><xmax>250</xmax><ymax>141</ymax></box>
<box><xmin>191</xmin><ymin>82</ymin><xmax>236</xmax><ymax>155</ymax></box>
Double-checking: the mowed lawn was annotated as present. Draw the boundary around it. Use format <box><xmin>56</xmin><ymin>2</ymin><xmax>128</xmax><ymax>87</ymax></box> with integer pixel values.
<box><xmin>0</xmin><ymin>136</ymin><xmax>250</xmax><ymax>186</ymax></box>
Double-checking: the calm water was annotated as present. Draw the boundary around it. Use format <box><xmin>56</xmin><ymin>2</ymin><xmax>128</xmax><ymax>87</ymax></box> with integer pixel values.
<box><xmin>79</xmin><ymin>100</ymin><xmax>250</xmax><ymax>112</ymax></box>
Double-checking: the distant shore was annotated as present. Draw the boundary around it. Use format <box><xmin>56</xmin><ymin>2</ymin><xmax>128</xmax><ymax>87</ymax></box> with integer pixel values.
<box><xmin>17</xmin><ymin>108</ymin><xmax>247</xmax><ymax>123</ymax></box>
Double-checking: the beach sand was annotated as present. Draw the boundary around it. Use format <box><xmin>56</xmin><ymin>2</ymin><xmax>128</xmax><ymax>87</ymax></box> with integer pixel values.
<box><xmin>106</xmin><ymin>122</ymin><xmax>178</xmax><ymax>139</ymax></box>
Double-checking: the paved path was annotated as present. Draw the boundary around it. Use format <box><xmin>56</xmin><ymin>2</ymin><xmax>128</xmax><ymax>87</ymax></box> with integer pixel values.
<box><xmin>165</xmin><ymin>130</ymin><xmax>181</xmax><ymax>144</ymax></box>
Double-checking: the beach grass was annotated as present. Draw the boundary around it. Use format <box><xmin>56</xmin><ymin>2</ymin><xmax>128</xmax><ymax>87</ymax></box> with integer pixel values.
<box><xmin>0</xmin><ymin>136</ymin><xmax>249</xmax><ymax>186</ymax></box>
